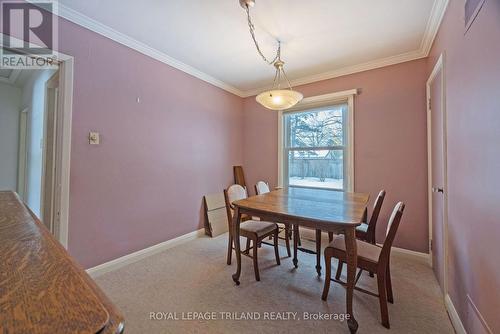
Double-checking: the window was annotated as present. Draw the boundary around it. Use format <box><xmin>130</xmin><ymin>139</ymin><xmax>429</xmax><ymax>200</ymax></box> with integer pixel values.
<box><xmin>278</xmin><ymin>90</ymin><xmax>356</xmax><ymax>191</ymax></box>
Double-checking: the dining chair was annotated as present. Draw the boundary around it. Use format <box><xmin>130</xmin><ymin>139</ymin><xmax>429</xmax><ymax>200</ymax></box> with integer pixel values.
<box><xmin>327</xmin><ymin>190</ymin><xmax>386</xmax><ymax>244</ymax></box>
<box><xmin>356</xmin><ymin>190</ymin><xmax>386</xmax><ymax>244</ymax></box>
<box><xmin>255</xmin><ymin>182</ymin><xmax>320</xmax><ymax>275</ymax></box>
<box><xmin>254</xmin><ymin>181</ymin><xmax>291</xmax><ymax>257</ymax></box>
<box><xmin>322</xmin><ymin>202</ymin><xmax>405</xmax><ymax>329</ymax></box>
<box><xmin>224</xmin><ymin>184</ymin><xmax>281</xmax><ymax>281</ymax></box>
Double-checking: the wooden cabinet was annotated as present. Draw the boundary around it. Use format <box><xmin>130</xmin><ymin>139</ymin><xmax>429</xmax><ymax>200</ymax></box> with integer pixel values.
<box><xmin>0</xmin><ymin>191</ymin><xmax>124</xmax><ymax>334</ymax></box>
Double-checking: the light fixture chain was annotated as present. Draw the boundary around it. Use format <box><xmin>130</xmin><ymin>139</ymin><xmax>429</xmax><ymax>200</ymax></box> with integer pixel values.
<box><xmin>271</xmin><ymin>66</ymin><xmax>279</xmax><ymax>88</ymax></box>
<box><xmin>245</xmin><ymin>5</ymin><xmax>280</xmax><ymax>65</ymax></box>
<box><xmin>281</xmin><ymin>67</ymin><xmax>293</xmax><ymax>90</ymax></box>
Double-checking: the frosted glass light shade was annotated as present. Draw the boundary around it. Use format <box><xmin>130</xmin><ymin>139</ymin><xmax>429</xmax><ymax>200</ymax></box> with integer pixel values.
<box><xmin>256</xmin><ymin>89</ymin><xmax>303</xmax><ymax>111</ymax></box>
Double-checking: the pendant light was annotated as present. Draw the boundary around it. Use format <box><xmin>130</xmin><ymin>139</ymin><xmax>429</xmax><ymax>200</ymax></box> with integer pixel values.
<box><xmin>240</xmin><ymin>0</ymin><xmax>303</xmax><ymax>111</ymax></box>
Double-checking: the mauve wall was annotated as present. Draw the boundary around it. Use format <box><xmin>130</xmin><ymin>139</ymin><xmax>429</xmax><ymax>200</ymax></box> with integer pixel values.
<box><xmin>427</xmin><ymin>0</ymin><xmax>500</xmax><ymax>332</ymax></box>
<box><xmin>53</xmin><ymin>19</ymin><xmax>243</xmax><ymax>268</ymax></box>
<box><xmin>0</xmin><ymin>0</ymin><xmax>244</xmax><ymax>268</ymax></box>
<box><xmin>243</xmin><ymin>59</ymin><xmax>429</xmax><ymax>253</ymax></box>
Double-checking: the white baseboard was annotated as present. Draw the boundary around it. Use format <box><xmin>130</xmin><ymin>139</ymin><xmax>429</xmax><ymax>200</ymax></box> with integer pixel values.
<box><xmin>466</xmin><ymin>294</ymin><xmax>493</xmax><ymax>334</ymax></box>
<box><xmin>86</xmin><ymin>228</ymin><xmax>205</xmax><ymax>278</ymax></box>
<box><xmin>445</xmin><ymin>294</ymin><xmax>467</xmax><ymax>334</ymax></box>
<box><xmin>383</xmin><ymin>244</ymin><xmax>431</xmax><ymax>260</ymax></box>
<box><xmin>297</xmin><ymin>229</ymin><xmax>430</xmax><ymax>261</ymax></box>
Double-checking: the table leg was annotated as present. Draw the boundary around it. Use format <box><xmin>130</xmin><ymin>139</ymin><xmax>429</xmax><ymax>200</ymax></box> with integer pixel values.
<box><xmin>292</xmin><ymin>224</ymin><xmax>298</xmax><ymax>268</ymax></box>
<box><xmin>231</xmin><ymin>207</ymin><xmax>242</xmax><ymax>285</ymax></box>
<box><xmin>344</xmin><ymin>227</ymin><xmax>358</xmax><ymax>333</ymax></box>
<box><xmin>315</xmin><ymin>229</ymin><xmax>321</xmax><ymax>276</ymax></box>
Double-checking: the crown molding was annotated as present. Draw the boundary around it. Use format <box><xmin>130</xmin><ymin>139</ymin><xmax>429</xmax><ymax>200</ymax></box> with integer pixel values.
<box><xmin>29</xmin><ymin>0</ymin><xmax>448</xmax><ymax>99</ymax></box>
<box><xmin>242</xmin><ymin>0</ymin><xmax>449</xmax><ymax>97</ymax></box>
<box><xmin>50</xmin><ymin>3</ymin><xmax>245</xmax><ymax>97</ymax></box>
<box><xmin>420</xmin><ymin>0</ymin><xmax>450</xmax><ymax>56</ymax></box>
<box><xmin>242</xmin><ymin>49</ymin><xmax>427</xmax><ymax>97</ymax></box>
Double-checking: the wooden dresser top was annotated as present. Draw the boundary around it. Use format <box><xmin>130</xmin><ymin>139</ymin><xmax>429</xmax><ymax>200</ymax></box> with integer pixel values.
<box><xmin>0</xmin><ymin>191</ymin><xmax>124</xmax><ymax>334</ymax></box>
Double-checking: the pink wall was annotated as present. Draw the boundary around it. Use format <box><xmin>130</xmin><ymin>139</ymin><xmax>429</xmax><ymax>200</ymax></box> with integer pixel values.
<box><xmin>243</xmin><ymin>59</ymin><xmax>429</xmax><ymax>253</ymax></box>
<box><xmin>56</xmin><ymin>19</ymin><xmax>243</xmax><ymax>268</ymax></box>
<box><xmin>427</xmin><ymin>0</ymin><xmax>500</xmax><ymax>332</ymax></box>
<box><xmin>5</xmin><ymin>11</ymin><xmax>499</xmax><ymax>329</ymax></box>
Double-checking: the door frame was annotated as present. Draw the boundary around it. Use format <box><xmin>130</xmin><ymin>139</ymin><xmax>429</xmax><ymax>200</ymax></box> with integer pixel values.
<box><xmin>41</xmin><ymin>71</ymin><xmax>60</xmax><ymax>234</ymax></box>
<box><xmin>17</xmin><ymin>108</ymin><xmax>29</xmax><ymax>199</ymax></box>
<box><xmin>1</xmin><ymin>33</ymin><xmax>74</xmax><ymax>249</ymax></box>
<box><xmin>426</xmin><ymin>53</ymin><xmax>448</xmax><ymax>296</ymax></box>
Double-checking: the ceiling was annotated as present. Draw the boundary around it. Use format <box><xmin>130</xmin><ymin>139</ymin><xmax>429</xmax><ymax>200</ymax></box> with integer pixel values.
<box><xmin>56</xmin><ymin>0</ymin><xmax>448</xmax><ymax>97</ymax></box>
<box><xmin>0</xmin><ymin>68</ymin><xmax>20</xmax><ymax>85</ymax></box>
<box><xmin>0</xmin><ymin>69</ymin><xmax>13</xmax><ymax>79</ymax></box>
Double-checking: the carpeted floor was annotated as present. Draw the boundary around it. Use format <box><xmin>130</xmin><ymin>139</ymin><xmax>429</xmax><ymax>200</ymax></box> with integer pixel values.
<box><xmin>95</xmin><ymin>234</ymin><xmax>454</xmax><ymax>334</ymax></box>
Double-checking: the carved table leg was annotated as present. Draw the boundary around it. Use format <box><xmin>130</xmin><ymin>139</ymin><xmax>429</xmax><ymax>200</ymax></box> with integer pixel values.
<box><xmin>284</xmin><ymin>224</ymin><xmax>291</xmax><ymax>257</ymax></box>
<box><xmin>344</xmin><ymin>227</ymin><xmax>358</xmax><ymax>333</ymax></box>
<box><xmin>231</xmin><ymin>207</ymin><xmax>242</xmax><ymax>285</ymax></box>
<box><xmin>293</xmin><ymin>224</ymin><xmax>299</xmax><ymax>268</ymax></box>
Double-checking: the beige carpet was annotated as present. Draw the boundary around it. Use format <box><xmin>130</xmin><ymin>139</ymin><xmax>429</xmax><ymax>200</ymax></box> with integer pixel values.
<box><xmin>95</xmin><ymin>234</ymin><xmax>454</xmax><ymax>334</ymax></box>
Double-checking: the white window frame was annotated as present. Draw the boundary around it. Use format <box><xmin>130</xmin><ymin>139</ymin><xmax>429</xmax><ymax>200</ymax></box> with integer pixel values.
<box><xmin>278</xmin><ymin>89</ymin><xmax>357</xmax><ymax>192</ymax></box>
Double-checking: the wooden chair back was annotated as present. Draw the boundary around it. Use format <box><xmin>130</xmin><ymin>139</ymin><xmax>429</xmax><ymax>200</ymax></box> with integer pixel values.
<box><xmin>223</xmin><ymin>184</ymin><xmax>248</xmax><ymax>232</ymax></box>
<box><xmin>379</xmin><ymin>202</ymin><xmax>405</xmax><ymax>267</ymax></box>
<box><xmin>255</xmin><ymin>181</ymin><xmax>270</xmax><ymax>195</ymax></box>
<box><xmin>366</xmin><ymin>190</ymin><xmax>386</xmax><ymax>242</ymax></box>
<box><xmin>233</xmin><ymin>166</ymin><xmax>246</xmax><ymax>188</ymax></box>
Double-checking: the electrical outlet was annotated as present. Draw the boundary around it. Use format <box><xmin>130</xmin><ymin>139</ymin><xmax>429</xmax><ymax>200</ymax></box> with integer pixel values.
<box><xmin>89</xmin><ymin>132</ymin><xmax>100</xmax><ymax>145</ymax></box>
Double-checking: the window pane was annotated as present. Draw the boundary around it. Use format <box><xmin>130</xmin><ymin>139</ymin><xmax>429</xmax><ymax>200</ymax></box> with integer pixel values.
<box><xmin>286</xmin><ymin>105</ymin><xmax>345</xmax><ymax>148</ymax></box>
<box><xmin>287</xmin><ymin>149</ymin><xmax>344</xmax><ymax>190</ymax></box>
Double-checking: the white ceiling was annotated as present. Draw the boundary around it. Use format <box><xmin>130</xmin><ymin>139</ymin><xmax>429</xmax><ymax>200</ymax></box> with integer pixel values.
<box><xmin>56</xmin><ymin>0</ymin><xmax>447</xmax><ymax>96</ymax></box>
<box><xmin>0</xmin><ymin>68</ymin><xmax>21</xmax><ymax>85</ymax></box>
<box><xmin>0</xmin><ymin>69</ymin><xmax>13</xmax><ymax>79</ymax></box>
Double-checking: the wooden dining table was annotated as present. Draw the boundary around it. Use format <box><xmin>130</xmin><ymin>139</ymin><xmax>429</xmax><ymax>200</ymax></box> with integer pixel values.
<box><xmin>232</xmin><ymin>187</ymin><xmax>369</xmax><ymax>334</ymax></box>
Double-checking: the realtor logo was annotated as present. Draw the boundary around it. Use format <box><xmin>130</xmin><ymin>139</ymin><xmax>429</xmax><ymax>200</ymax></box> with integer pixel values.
<box><xmin>1</xmin><ymin>0</ymin><xmax>58</xmax><ymax>68</ymax></box>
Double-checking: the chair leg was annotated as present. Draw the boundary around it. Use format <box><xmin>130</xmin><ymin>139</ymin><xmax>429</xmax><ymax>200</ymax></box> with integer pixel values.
<box><xmin>253</xmin><ymin>239</ymin><xmax>260</xmax><ymax>281</ymax></box>
<box><xmin>284</xmin><ymin>225</ymin><xmax>291</xmax><ymax>257</ymax></box>
<box><xmin>321</xmin><ymin>250</ymin><xmax>332</xmax><ymax>300</ymax></box>
<box><xmin>377</xmin><ymin>271</ymin><xmax>390</xmax><ymax>328</ymax></box>
<box><xmin>315</xmin><ymin>229</ymin><xmax>322</xmax><ymax>276</ymax></box>
<box><xmin>227</xmin><ymin>233</ymin><xmax>233</xmax><ymax>265</ymax></box>
<box><xmin>273</xmin><ymin>230</ymin><xmax>281</xmax><ymax>265</ymax></box>
<box><xmin>328</xmin><ymin>232</ymin><xmax>334</xmax><ymax>243</ymax></box>
<box><xmin>297</xmin><ymin>227</ymin><xmax>301</xmax><ymax>246</ymax></box>
<box><xmin>335</xmin><ymin>260</ymin><xmax>343</xmax><ymax>280</ymax></box>
<box><xmin>367</xmin><ymin>236</ymin><xmax>374</xmax><ymax>278</ymax></box>
<box><xmin>245</xmin><ymin>238</ymin><xmax>251</xmax><ymax>255</ymax></box>
<box><xmin>386</xmin><ymin>265</ymin><xmax>394</xmax><ymax>304</ymax></box>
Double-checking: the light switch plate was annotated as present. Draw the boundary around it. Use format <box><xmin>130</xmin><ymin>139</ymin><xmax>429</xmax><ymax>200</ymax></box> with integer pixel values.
<box><xmin>89</xmin><ymin>132</ymin><xmax>100</xmax><ymax>145</ymax></box>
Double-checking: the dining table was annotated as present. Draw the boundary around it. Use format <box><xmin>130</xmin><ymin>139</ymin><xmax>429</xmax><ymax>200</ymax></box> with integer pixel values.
<box><xmin>231</xmin><ymin>187</ymin><xmax>369</xmax><ymax>334</ymax></box>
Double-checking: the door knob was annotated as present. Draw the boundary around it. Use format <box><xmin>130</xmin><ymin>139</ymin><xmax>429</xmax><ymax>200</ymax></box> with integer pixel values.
<box><xmin>432</xmin><ymin>187</ymin><xmax>444</xmax><ymax>193</ymax></box>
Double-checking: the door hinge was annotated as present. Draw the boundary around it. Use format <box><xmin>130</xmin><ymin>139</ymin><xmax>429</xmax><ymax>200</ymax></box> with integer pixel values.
<box><xmin>428</xmin><ymin>98</ymin><xmax>431</xmax><ymax>110</ymax></box>
<box><xmin>430</xmin><ymin>239</ymin><xmax>433</xmax><ymax>251</ymax></box>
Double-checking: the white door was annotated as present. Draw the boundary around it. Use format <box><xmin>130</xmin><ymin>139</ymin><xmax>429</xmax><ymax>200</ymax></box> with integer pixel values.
<box><xmin>427</xmin><ymin>56</ymin><xmax>447</xmax><ymax>294</ymax></box>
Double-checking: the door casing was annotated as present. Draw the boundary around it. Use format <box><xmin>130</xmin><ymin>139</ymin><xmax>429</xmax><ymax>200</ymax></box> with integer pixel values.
<box><xmin>1</xmin><ymin>33</ymin><xmax>74</xmax><ymax>249</ymax></box>
<box><xmin>426</xmin><ymin>53</ymin><xmax>449</xmax><ymax>296</ymax></box>
<box><xmin>41</xmin><ymin>71</ymin><xmax>60</xmax><ymax>235</ymax></box>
